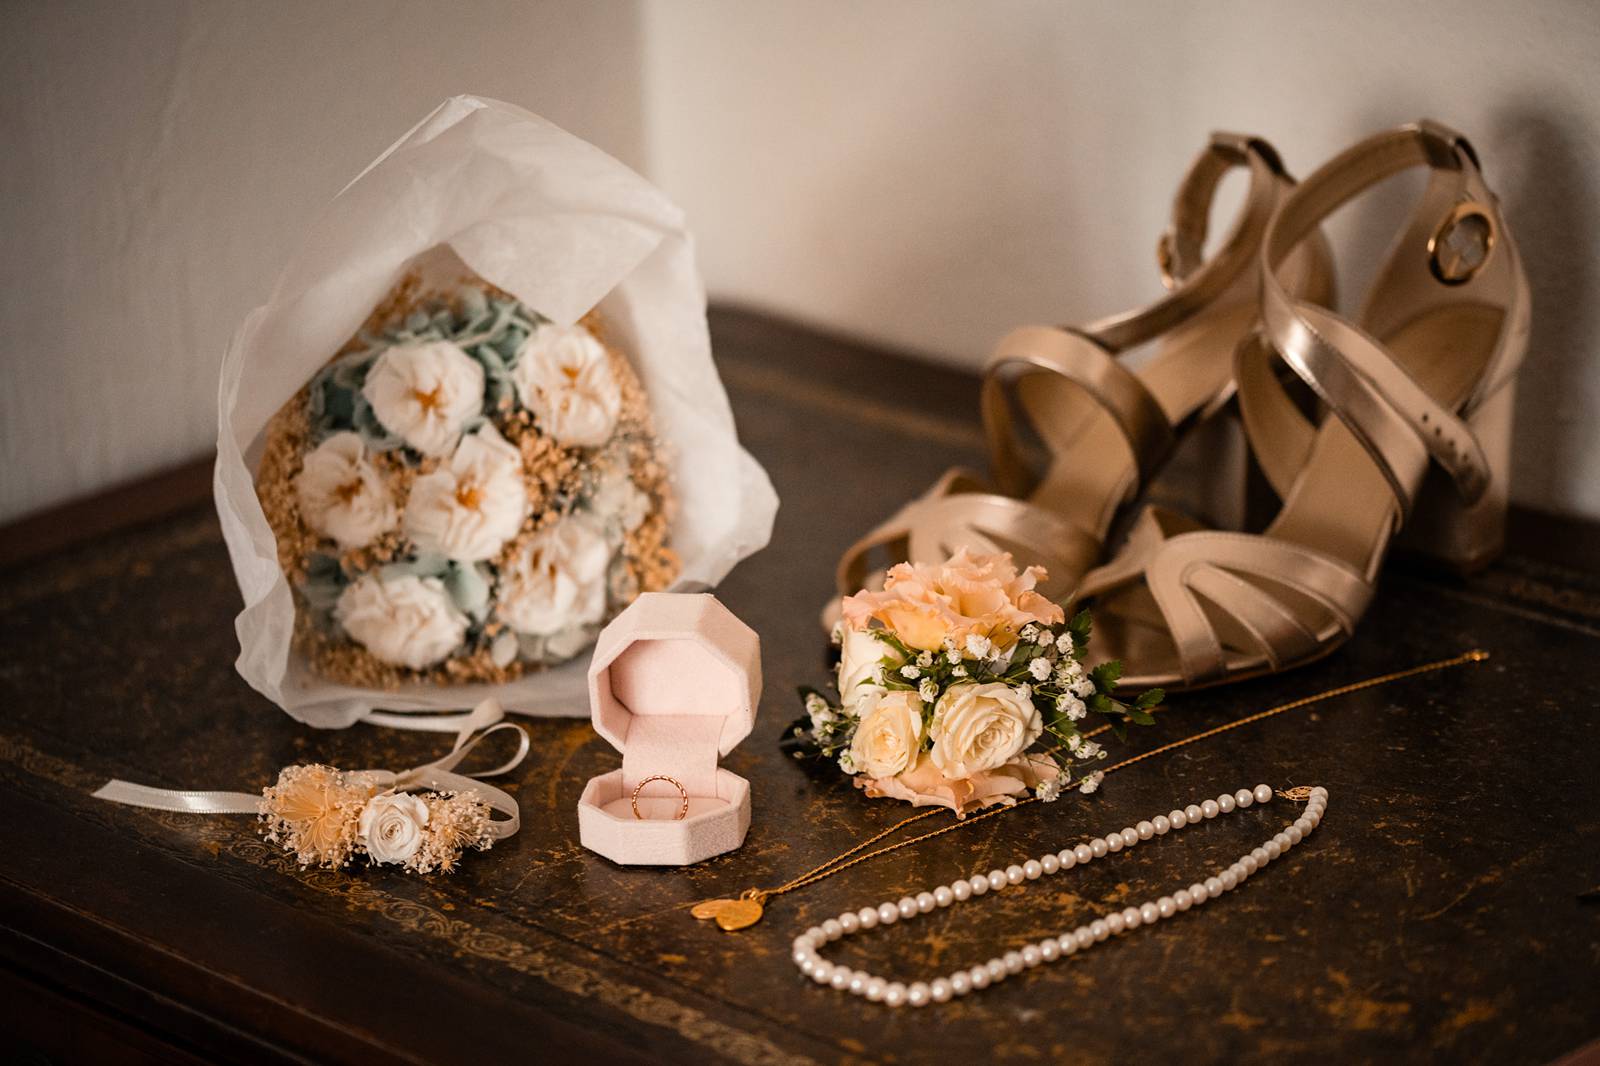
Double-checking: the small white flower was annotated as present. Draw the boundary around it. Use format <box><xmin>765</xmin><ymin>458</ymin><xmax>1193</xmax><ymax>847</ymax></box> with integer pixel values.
<box><xmin>1072</xmin><ymin>677</ymin><xmax>1096</xmax><ymax>698</ymax></box>
<box><xmin>511</xmin><ymin>322</ymin><xmax>622</xmax><ymax>447</ymax></box>
<box><xmin>918</xmin><ymin>677</ymin><xmax>938</xmax><ymax>703</ymax></box>
<box><xmin>1056</xmin><ymin>657</ymin><xmax>1085</xmax><ymax>683</ymax></box>
<box><xmin>1056</xmin><ymin>633</ymin><xmax>1076</xmax><ymax>655</ymax></box>
<box><xmin>1036</xmin><ymin>778</ymin><xmax>1062</xmax><ymax>802</ymax></box>
<box><xmin>1056</xmin><ymin>694</ymin><xmax>1087</xmax><ymax>721</ymax></box>
<box><xmin>916</xmin><ymin>650</ymin><xmax>934</xmax><ymax>668</ymax></box>
<box><xmin>1078</xmin><ymin>771</ymin><xmax>1104</xmax><ymax>795</ymax></box>
<box><xmin>358</xmin><ymin>791</ymin><xmax>430</xmax><ymax>864</ymax></box>
<box><xmin>1029</xmin><ymin>656</ymin><xmax>1051</xmax><ymax>681</ymax></box>
<box><xmin>1016</xmin><ymin>683</ymin><xmax>1032</xmax><ymax>701</ymax></box>
<box><xmin>900</xmin><ymin>664</ymin><xmax>921</xmax><ymax>680</ymax></box>
<box><xmin>951</xmin><ymin>664</ymin><xmax>968</xmax><ymax>678</ymax></box>
<box><xmin>946</xmin><ymin>648</ymin><xmax>962</xmax><ymax>665</ymax></box>
<box><xmin>335</xmin><ymin>573</ymin><xmax>468</xmax><ymax>670</ymax></box>
<box><xmin>1020</xmin><ymin>624</ymin><xmax>1040</xmax><ymax>643</ymax></box>
<box><xmin>805</xmin><ymin>692</ymin><xmax>829</xmax><ymax>716</ymax></box>
<box><xmin>830</xmin><ymin>621</ymin><xmax>846</xmax><ymax>647</ymax></box>
<box><xmin>965</xmin><ymin>633</ymin><xmax>992</xmax><ymax>658</ymax></box>
<box><xmin>362</xmin><ymin>340</ymin><xmax>484</xmax><ymax>457</ymax></box>
<box><xmin>404</xmin><ymin>425</ymin><xmax>528</xmax><ymax>562</ymax></box>
<box><xmin>837</xmin><ymin>749</ymin><xmax>857</xmax><ymax>774</ymax></box>
<box><xmin>294</xmin><ymin>432</ymin><xmax>397</xmax><ymax>549</ymax></box>
<box><xmin>496</xmin><ymin>513</ymin><xmax>611</xmax><ymax>638</ymax></box>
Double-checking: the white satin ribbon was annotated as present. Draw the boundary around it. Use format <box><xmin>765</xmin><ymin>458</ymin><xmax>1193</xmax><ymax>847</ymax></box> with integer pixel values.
<box><xmin>93</xmin><ymin>699</ymin><xmax>529</xmax><ymax>840</ymax></box>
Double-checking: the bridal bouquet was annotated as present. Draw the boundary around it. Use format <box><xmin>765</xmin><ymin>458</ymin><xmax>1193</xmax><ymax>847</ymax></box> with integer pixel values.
<box><xmin>793</xmin><ymin>550</ymin><xmax>1161</xmax><ymax>815</ymax></box>
<box><xmin>256</xmin><ymin>273</ymin><xmax>676</xmax><ymax>689</ymax></box>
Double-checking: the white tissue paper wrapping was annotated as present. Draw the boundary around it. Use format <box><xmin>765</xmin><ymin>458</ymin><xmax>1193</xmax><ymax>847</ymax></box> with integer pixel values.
<box><xmin>215</xmin><ymin>96</ymin><xmax>778</xmax><ymax>728</ymax></box>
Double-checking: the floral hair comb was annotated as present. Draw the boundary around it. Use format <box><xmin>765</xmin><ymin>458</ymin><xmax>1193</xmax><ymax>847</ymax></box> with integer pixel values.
<box><xmin>94</xmin><ymin>700</ymin><xmax>526</xmax><ymax>874</ymax></box>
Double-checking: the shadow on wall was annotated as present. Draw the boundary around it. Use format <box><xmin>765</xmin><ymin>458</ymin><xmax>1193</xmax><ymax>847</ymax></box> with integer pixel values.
<box><xmin>1492</xmin><ymin>105</ymin><xmax>1598</xmax><ymax>518</ymax></box>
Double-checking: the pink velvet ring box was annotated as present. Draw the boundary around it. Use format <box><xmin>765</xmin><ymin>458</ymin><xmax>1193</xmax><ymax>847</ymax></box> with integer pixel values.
<box><xmin>578</xmin><ymin>592</ymin><xmax>761</xmax><ymax>866</ymax></box>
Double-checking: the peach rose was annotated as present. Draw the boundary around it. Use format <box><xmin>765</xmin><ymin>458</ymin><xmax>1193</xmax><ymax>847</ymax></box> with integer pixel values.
<box><xmin>839</xmin><ymin>548</ymin><xmax>1063</xmax><ymax>651</ymax></box>
<box><xmin>854</xmin><ymin>752</ymin><xmax>1060</xmax><ymax>817</ymax></box>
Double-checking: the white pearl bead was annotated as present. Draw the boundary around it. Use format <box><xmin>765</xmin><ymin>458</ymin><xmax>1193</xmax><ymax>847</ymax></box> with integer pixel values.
<box><xmin>811</xmin><ymin>960</ymin><xmax>834</xmax><ymax>984</ymax></box>
<box><xmin>970</xmin><ymin>874</ymin><xmax>990</xmax><ymax>896</ymax></box>
<box><xmin>1091</xmin><ymin>838</ymin><xmax>1110</xmax><ymax>857</ymax></box>
<box><xmin>1217</xmin><ymin>792</ymin><xmax>1235</xmax><ymax>813</ymax></box>
<box><xmin>1155</xmin><ymin>898</ymin><xmax>1174</xmax><ymax>919</ymax></box>
<box><xmin>916</xmin><ymin>891</ymin><xmax>937</xmax><ymax>913</ymax></box>
<box><xmin>1058</xmin><ymin>848</ymin><xmax>1078</xmax><ymax>868</ymax></box>
<box><xmin>793</xmin><ymin>950</ymin><xmax>811</xmax><ymax>967</ymax></box>
<box><xmin>907</xmin><ymin>982</ymin><xmax>930</xmax><ymax>1007</ymax></box>
<box><xmin>1074</xmin><ymin>843</ymin><xmax>1094</xmax><ymax>864</ymax></box>
<box><xmin>898</xmin><ymin>896</ymin><xmax>919</xmax><ymax>919</ymax></box>
<box><xmin>934</xmin><ymin>885</ymin><xmax>955</xmax><ymax>908</ymax></box>
<box><xmin>1234</xmin><ymin>789</ymin><xmax>1254</xmax><ymax>808</ymax></box>
<box><xmin>1204</xmin><ymin>876</ymin><xmax>1223</xmax><ymax>897</ymax></box>
<box><xmin>1006</xmin><ymin>864</ymin><xmax>1026</xmax><ymax>885</ymax></box>
<box><xmin>1264</xmin><ymin>840</ymin><xmax>1283</xmax><ymax>861</ymax></box>
<box><xmin>805</xmin><ymin>925</ymin><xmax>825</xmax><ymax>944</ymax></box>
<box><xmin>1254</xmin><ymin>784</ymin><xmax>1273</xmax><ymax>804</ymax></box>
<box><xmin>830</xmin><ymin>967</ymin><xmax>852</xmax><ymax>990</ymax></box>
<box><xmin>970</xmin><ymin>965</ymin><xmax>991</xmax><ymax>989</ymax></box>
<box><xmin>1105</xmin><ymin>834</ymin><xmax>1123</xmax><ymax>853</ymax></box>
<box><xmin>1172</xmin><ymin>890</ymin><xmax>1192</xmax><ymax>912</ymax></box>
<box><xmin>1311</xmin><ymin>785</ymin><xmax>1328</xmax><ymax>798</ymax></box>
<box><xmin>1231</xmin><ymin>862</ymin><xmax>1250</xmax><ymax>882</ymax></box>
<box><xmin>1140</xmin><ymin>902</ymin><xmax>1160</xmax><ymax>924</ymax></box>
<box><xmin>1040</xmin><ymin>938</ymin><xmax>1060</xmax><ymax>961</ymax></box>
<box><xmin>1219</xmin><ymin>869</ymin><xmax>1239</xmax><ymax>891</ymax></box>
<box><xmin>986</xmin><ymin>958</ymin><xmax>1008</xmax><ymax>981</ymax></box>
<box><xmin>1189</xmin><ymin>882</ymin><xmax>1208</xmax><ymax>904</ymax></box>
<box><xmin>840</xmin><ymin>911</ymin><xmax>861</xmax><ymax>935</ymax></box>
<box><xmin>1169</xmin><ymin>809</ymin><xmax>1187</xmax><ymax>829</ymax></box>
<box><xmin>1185</xmin><ymin>804</ymin><xmax>1203</xmax><ymax>822</ymax></box>
<box><xmin>1121</xmin><ymin>907</ymin><xmax>1141</xmax><ymax>930</ymax></box>
<box><xmin>1041</xmin><ymin>853</ymin><xmax>1060</xmax><ymax>875</ymax></box>
<box><xmin>849</xmin><ymin>971</ymin><xmax>868</xmax><ymax>995</ymax></box>
<box><xmin>884</xmin><ymin>982</ymin><xmax>907</xmax><ymax>1007</ymax></box>
<box><xmin>1059</xmin><ymin>932</ymin><xmax>1079</xmax><ymax>955</ymax></box>
<box><xmin>865</xmin><ymin>976</ymin><xmax>887</xmax><ymax>1001</ymax></box>
<box><xmin>1003</xmin><ymin>951</ymin><xmax>1025</xmax><ymax>974</ymax></box>
<box><xmin>822</xmin><ymin>918</ymin><xmax>842</xmax><ymax>940</ymax></box>
<box><xmin>949</xmin><ymin>971</ymin><xmax>972</xmax><ymax>996</ymax></box>
<box><xmin>878</xmin><ymin>902</ymin><xmax>899</xmax><ymax>925</ymax></box>
<box><xmin>1304</xmin><ymin>809</ymin><xmax>1321</xmax><ymax>828</ymax></box>
<box><xmin>858</xmin><ymin>906</ymin><xmax>879</xmax><ymax>929</ymax></box>
<box><xmin>1286</xmin><ymin>824</ymin><xmax>1306</xmax><ymax>843</ymax></box>
<box><xmin>930</xmin><ymin>978</ymin><xmax>952</xmax><ymax>1003</ymax></box>
<box><xmin>1024</xmin><ymin>859</ymin><xmax>1043</xmax><ymax>880</ymax></box>
<box><xmin>1091</xmin><ymin>919</ymin><xmax>1110</xmax><ymax>941</ymax></box>
<box><xmin>952</xmin><ymin>879</ymin><xmax>972</xmax><ymax>902</ymax></box>
<box><xmin>1152</xmin><ymin>814</ymin><xmax>1171</xmax><ymax>834</ymax></box>
<box><xmin>1274</xmin><ymin>830</ymin><xmax>1293</xmax><ymax>848</ymax></box>
<box><xmin>1074</xmin><ymin>927</ymin><xmax>1094</xmax><ymax>949</ymax></box>
<box><xmin>1252</xmin><ymin>846</ymin><xmax>1271</xmax><ymax>866</ymax></box>
<box><xmin>1121</xmin><ymin>828</ymin><xmax>1140</xmax><ymax>847</ymax></box>
<box><xmin>798</xmin><ymin>955</ymin><xmax>816</xmax><ymax>976</ymax></box>
<box><xmin>1106</xmin><ymin>912</ymin><xmax>1126</xmax><ymax>934</ymax></box>
<box><xmin>1137</xmin><ymin>820</ymin><xmax>1155</xmax><ymax>840</ymax></box>
<box><xmin>988</xmin><ymin>870</ymin><xmax>1008</xmax><ymax>891</ymax></box>
<box><xmin>1201</xmin><ymin>799</ymin><xmax>1220</xmax><ymax>819</ymax></box>
<box><xmin>1021</xmin><ymin>945</ymin><xmax>1042</xmax><ymax>968</ymax></box>
<box><xmin>1240</xmin><ymin>854</ymin><xmax>1259</xmax><ymax>875</ymax></box>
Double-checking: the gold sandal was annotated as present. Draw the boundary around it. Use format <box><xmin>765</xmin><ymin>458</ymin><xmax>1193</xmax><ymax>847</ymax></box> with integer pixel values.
<box><xmin>828</xmin><ymin>133</ymin><xmax>1333</xmax><ymax>625</ymax></box>
<box><xmin>1079</xmin><ymin>121</ymin><xmax>1530</xmax><ymax>691</ymax></box>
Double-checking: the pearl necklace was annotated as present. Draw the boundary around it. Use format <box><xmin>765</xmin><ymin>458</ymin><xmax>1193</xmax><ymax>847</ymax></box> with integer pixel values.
<box><xmin>791</xmin><ymin>783</ymin><xmax>1327</xmax><ymax>1008</ymax></box>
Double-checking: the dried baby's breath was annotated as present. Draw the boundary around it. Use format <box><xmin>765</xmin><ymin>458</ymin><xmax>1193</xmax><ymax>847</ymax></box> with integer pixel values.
<box><xmin>258</xmin><ymin>764</ymin><xmax>377</xmax><ymax>869</ymax></box>
<box><xmin>405</xmin><ymin>790</ymin><xmax>498</xmax><ymax>874</ymax></box>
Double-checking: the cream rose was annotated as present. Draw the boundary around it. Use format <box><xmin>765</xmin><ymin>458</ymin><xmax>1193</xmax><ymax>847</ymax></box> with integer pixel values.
<box><xmin>496</xmin><ymin>512</ymin><xmax>611</xmax><ymax>637</ymax></box>
<box><xmin>334</xmin><ymin>573</ymin><xmax>469</xmax><ymax>670</ymax></box>
<box><xmin>848</xmin><ymin>691</ymin><xmax>926</xmax><ymax>779</ymax></box>
<box><xmin>293</xmin><ymin>432</ymin><xmax>397</xmax><ymax>549</ymax></box>
<box><xmin>403</xmin><ymin>425</ymin><xmax>528</xmax><ymax>562</ymax></box>
<box><xmin>512</xmin><ymin>322</ymin><xmax>621</xmax><ymax>447</ymax></box>
<box><xmin>362</xmin><ymin>340</ymin><xmax>484</xmax><ymax>457</ymax></box>
<box><xmin>358</xmin><ymin>791</ymin><xmax>430</xmax><ymax>864</ymax></box>
<box><xmin>929</xmin><ymin>682</ymin><xmax>1042</xmax><ymax>778</ymax></box>
<box><xmin>837</xmin><ymin>628</ymin><xmax>903</xmax><ymax>714</ymax></box>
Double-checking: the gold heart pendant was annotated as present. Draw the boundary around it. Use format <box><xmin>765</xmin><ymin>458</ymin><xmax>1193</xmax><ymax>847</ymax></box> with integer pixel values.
<box><xmin>691</xmin><ymin>896</ymin><xmax>764</xmax><ymax>931</ymax></box>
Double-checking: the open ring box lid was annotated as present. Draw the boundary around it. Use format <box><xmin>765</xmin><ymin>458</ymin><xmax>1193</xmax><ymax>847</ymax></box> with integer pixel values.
<box><xmin>578</xmin><ymin>593</ymin><xmax>761</xmax><ymax>866</ymax></box>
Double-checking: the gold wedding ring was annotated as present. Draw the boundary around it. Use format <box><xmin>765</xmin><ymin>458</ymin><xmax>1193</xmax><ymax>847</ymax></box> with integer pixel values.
<box><xmin>631</xmin><ymin>775</ymin><xmax>690</xmax><ymax>821</ymax></box>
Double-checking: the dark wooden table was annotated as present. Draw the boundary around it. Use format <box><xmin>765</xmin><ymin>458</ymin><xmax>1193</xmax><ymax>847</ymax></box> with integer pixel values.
<box><xmin>3</xmin><ymin>308</ymin><xmax>1599</xmax><ymax>1065</ymax></box>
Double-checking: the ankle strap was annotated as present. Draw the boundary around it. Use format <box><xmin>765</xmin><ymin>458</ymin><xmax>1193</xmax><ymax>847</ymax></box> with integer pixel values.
<box><xmin>1257</xmin><ymin>120</ymin><xmax>1528</xmax><ymax>515</ymax></box>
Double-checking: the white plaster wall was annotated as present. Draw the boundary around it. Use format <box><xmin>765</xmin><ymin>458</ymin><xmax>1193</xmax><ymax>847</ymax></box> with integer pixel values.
<box><xmin>0</xmin><ymin>0</ymin><xmax>646</xmax><ymax>521</ymax></box>
<box><xmin>641</xmin><ymin>0</ymin><xmax>1600</xmax><ymax>519</ymax></box>
<box><xmin>6</xmin><ymin>1</ymin><xmax>1600</xmax><ymax>523</ymax></box>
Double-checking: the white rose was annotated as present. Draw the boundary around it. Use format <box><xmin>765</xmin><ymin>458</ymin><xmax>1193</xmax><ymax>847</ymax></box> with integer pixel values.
<box><xmin>848</xmin><ymin>691</ymin><xmax>926</xmax><ymax>778</ymax></box>
<box><xmin>293</xmin><ymin>432</ymin><xmax>397</xmax><ymax>549</ymax></box>
<box><xmin>335</xmin><ymin>573</ymin><xmax>468</xmax><ymax>669</ymax></box>
<box><xmin>362</xmin><ymin>340</ymin><xmax>484</xmax><ymax>457</ymax></box>
<box><xmin>837</xmin><ymin>628</ymin><xmax>903</xmax><ymax>713</ymax></box>
<box><xmin>511</xmin><ymin>322</ymin><xmax>621</xmax><ymax>447</ymax></box>
<box><xmin>403</xmin><ymin>424</ymin><xmax>528</xmax><ymax>562</ymax></box>
<box><xmin>496</xmin><ymin>513</ymin><xmax>611</xmax><ymax>636</ymax></box>
<box><xmin>929</xmin><ymin>682</ymin><xmax>1042</xmax><ymax>778</ymax></box>
<box><xmin>358</xmin><ymin>791</ymin><xmax>430</xmax><ymax>864</ymax></box>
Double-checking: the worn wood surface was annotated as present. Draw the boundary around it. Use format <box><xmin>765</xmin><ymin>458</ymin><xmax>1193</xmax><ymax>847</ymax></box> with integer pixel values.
<box><xmin>3</xmin><ymin>306</ymin><xmax>1599</xmax><ymax>1064</ymax></box>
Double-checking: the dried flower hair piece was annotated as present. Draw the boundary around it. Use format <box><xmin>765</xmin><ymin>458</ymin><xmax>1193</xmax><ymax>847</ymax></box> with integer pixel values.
<box><xmin>94</xmin><ymin>700</ymin><xmax>527</xmax><ymax>876</ymax></box>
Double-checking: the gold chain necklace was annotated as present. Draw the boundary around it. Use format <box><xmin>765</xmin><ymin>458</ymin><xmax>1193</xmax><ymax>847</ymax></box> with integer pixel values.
<box><xmin>692</xmin><ymin>649</ymin><xmax>1488</xmax><ymax>931</ymax></box>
